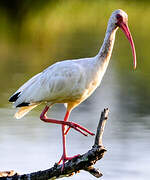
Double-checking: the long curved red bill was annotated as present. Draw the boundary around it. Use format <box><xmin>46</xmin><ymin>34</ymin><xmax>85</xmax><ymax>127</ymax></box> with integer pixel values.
<box><xmin>119</xmin><ymin>22</ymin><xmax>137</xmax><ymax>69</ymax></box>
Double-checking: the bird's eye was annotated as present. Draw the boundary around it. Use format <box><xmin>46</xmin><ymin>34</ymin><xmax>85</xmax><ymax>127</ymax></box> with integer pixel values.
<box><xmin>116</xmin><ymin>14</ymin><xmax>122</xmax><ymax>20</ymax></box>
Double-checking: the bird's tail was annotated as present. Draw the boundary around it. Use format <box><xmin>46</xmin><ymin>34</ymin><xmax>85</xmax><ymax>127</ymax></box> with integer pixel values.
<box><xmin>15</xmin><ymin>104</ymin><xmax>39</xmax><ymax>119</ymax></box>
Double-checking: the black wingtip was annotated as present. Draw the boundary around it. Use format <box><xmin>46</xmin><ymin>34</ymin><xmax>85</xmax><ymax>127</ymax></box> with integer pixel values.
<box><xmin>16</xmin><ymin>102</ymin><xmax>30</xmax><ymax>107</ymax></box>
<box><xmin>9</xmin><ymin>92</ymin><xmax>21</xmax><ymax>102</ymax></box>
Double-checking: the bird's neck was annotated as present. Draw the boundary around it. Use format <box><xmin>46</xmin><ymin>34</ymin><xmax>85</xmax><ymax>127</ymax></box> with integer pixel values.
<box><xmin>96</xmin><ymin>26</ymin><xmax>118</xmax><ymax>65</ymax></box>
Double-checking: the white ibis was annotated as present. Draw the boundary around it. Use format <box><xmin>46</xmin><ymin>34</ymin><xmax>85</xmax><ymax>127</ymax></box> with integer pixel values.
<box><xmin>9</xmin><ymin>9</ymin><xmax>136</xmax><ymax>169</ymax></box>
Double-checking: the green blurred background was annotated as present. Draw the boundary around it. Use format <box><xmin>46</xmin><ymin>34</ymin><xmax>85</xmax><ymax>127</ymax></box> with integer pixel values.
<box><xmin>0</xmin><ymin>0</ymin><xmax>150</xmax><ymax>179</ymax></box>
<box><xmin>1</xmin><ymin>0</ymin><xmax>150</xmax><ymax>113</ymax></box>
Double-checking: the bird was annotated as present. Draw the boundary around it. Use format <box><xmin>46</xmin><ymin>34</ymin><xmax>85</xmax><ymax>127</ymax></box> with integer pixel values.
<box><xmin>9</xmin><ymin>9</ymin><xmax>136</xmax><ymax>169</ymax></box>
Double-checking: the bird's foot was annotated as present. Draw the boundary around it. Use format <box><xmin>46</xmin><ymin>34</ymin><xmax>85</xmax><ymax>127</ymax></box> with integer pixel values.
<box><xmin>40</xmin><ymin>107</ymin><xmax>95</xmax><ymax>136</ymax></box>
<box><xmin>57</xmin><ymin>154</ymin><xmax>80</xmax><ymax>171</ymax></box>
<box><xmin>65</xmin><ymin>121</ymin><xmax>95</xmax><ymax>136</ymax></box>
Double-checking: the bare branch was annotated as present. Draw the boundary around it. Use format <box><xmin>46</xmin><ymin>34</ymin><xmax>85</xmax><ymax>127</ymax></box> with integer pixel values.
<box><xmin>94</xmin><ymin>108</ymin><xmax>109</xmax><ymax>146</ymax></box>
<box><xmin>0</xmin><ymin>108</ymin><xmax>109</xmax><ymax>180</ymax></box>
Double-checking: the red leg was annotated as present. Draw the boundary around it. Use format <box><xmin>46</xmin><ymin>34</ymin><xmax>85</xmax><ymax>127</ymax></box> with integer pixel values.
<box><xmin>59</xmin><ymin>111</ymin><xmax>81</xmax><ymax>170</ymax></box>
<box><xmin>40</xmin><ymin>105</ymin><xmax>95</xmax><ymax>170</ymax></box>
<box><xmin>40</xmin><ymin>106</ymin><xmax>95</xmax><ymax>136</ymax></box>
<box><xmin>61</xmin><ymin>111</ymin><xmax>68</xmax><ymax>168</ymax></box>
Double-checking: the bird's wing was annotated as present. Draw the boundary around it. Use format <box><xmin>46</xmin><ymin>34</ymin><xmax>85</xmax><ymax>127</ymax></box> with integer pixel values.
<box><xmin>13</xmin><ymin>60</ymin><xmax>86</xmax><ymax>107</ymax></box>
<box><xmin>43</xmin><ymin>61</ymin><xmax>86</xmax><ymax>101</ymax></box>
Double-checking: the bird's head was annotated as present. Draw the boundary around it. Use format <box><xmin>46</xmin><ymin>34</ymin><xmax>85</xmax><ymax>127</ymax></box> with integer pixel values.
<box><xmin>108</xmin><ymin>9</ymin><xmax>136</xmax><ymax>69</ymax></box>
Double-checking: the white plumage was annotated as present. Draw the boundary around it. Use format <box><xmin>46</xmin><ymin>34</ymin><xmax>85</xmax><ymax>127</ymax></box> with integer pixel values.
<box><xmin>11</xmin><ymin>56</ymin><xmax>108</xmax><ymax>119</ymax></box>
<box><xmin>9</xmin><ymin>9</ymin><xmax>137</xmax><ymax>118</ymax></box>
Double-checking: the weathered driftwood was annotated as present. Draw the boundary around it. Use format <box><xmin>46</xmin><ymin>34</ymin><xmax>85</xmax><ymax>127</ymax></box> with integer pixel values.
<box><xmin>0</xmin><ymin>108</ymin><xmax>109</xmax><ymax>180</ymax></box>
